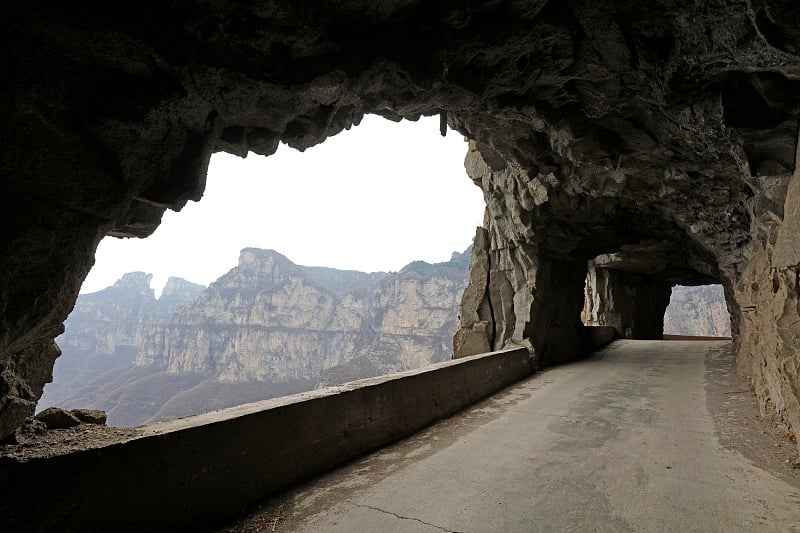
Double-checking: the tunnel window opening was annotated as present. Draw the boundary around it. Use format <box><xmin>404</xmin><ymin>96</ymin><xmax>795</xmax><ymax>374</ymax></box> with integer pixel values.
<box><xmin>663</xmin><ymin>284</ymin><xmax>732</xmax><ymax>338</ymax></box>
<box><xmin>38</xmin><ymin>115</ymin><xmax>485</xmax><ymax>427</ymax></box>
<box><xmin>581</xmin><ymin>255</ymin><xmax>685</xmax><ymax>341</ymax></box>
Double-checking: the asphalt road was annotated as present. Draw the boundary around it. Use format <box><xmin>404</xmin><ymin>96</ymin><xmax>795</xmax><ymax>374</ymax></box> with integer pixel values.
<box><xmin>228</xmin><ymin>340</ymin><xmax>800</xmax><ymax>532</ymax></box>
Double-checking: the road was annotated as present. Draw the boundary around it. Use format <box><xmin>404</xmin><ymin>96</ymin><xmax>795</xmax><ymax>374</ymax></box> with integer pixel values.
<box><xmin>225</xmin><ymin>340</ymin><xmax>800</xmax><ymax>532</ymax></box>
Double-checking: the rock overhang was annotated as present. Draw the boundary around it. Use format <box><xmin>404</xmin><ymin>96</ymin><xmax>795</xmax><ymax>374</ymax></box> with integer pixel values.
<box><xmin>1</xmin><ymin>0</ymin><xmax>799</xmax><ymax>450</ymax></box>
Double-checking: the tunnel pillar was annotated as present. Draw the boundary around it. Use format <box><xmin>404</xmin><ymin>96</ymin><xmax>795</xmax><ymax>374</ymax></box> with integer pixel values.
<box><xmin>524</xmin><ymin>255</ymin><xmax>590</xmax><ymax>366</ymax></box>
<box><xmin>583</xmin><ymin>262</ymin><xmax>672</xmax><ymax>340</ymax></box>
<box><xmin>454</xmin><ymin>228</ymin><xmax>588</xmax><ymax>368</ymax></box>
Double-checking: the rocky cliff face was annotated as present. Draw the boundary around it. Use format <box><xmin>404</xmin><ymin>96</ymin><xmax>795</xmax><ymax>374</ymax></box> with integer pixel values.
<box><xmin>37</xmin><ymin>274</ymin><xmax>204</xmax><ymax>410</ymax></box>
<box><xmin>138</xmin><ymin>248</ymin><xmax>467</xmax><ymax>383</ymax></box>
<box><xmin>158</xmin><ymin>277</ymin><xmax>210</xmax><ymax>316</ymax></box>
<box><xmin>664</xmin><ymin>285</ymin><xmax>732</xmax><ymax>338</ymax></box>
<box><xmin>61</xmin><ymin>248</ymin><xmax>469</xmax><ymax>425</ymax></box>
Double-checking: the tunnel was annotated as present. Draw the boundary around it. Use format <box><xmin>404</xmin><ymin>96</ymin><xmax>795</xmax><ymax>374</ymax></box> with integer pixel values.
<box><xmin>452</xmin><ymin>140</ymin><xmax>728</xmax><ymax>365</ymax></box>
<box><xmin>1</xmin><ymin>0</ymin><xmax>799</xmax><ymax>470</ymax></box>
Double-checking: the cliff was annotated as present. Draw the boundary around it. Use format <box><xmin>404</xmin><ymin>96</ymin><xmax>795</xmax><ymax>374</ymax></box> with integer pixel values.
<box><xmin>37</xmin><ymin>274</ymin><xmax>205</xmax><ymax>410</ymax></box>
<box><xmin>57</xmin><ymin>249</ymin><xmax>470</xmax><ymax>425</ymax></box>
<box><xmin>663</xmin><ymin>285</ymin><xmax>732</xmax><ymax>337</ymax></box>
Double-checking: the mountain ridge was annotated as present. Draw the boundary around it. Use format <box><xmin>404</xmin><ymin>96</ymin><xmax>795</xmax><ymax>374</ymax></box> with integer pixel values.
<box><xmin>44</xmin><ymin>248</ymin><xmax>471</xmax><ymax>425</ymax></box>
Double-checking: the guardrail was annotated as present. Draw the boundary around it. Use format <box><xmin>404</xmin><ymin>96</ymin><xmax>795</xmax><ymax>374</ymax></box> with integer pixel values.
<box><xmin>1</xmin><ymin>347</ymin><xmax>533</xmax><ymax>533</ymax></box>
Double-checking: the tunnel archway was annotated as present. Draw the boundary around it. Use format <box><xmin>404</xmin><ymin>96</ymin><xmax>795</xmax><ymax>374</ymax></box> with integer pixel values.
<box><xmin>38</xmin><ymin>116</ymin><xmax>486</xmax><ymax>425</ymax></box>
<box><xmin>453</xmin><ymin>139</ymin><xmax>727</xmax><ymax>366</ymax></box>
<box><xmin>2</xmin><ymin>1</ymin><xmax>799</xmax><ymax>458</ymax></box>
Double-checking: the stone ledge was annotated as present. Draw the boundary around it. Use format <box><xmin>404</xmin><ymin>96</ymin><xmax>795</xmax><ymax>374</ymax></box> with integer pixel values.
<box><xmin>0</xmin><ymin>347</ymin><xmax>532</xmax><ymax>533</ymax></box>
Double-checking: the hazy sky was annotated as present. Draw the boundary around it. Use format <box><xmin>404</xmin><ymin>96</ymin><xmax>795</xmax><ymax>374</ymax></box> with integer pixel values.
<box><xmin>80</xmin><ymin>115</ymin><xmax>486</xmax><ymax>295</ymax></box>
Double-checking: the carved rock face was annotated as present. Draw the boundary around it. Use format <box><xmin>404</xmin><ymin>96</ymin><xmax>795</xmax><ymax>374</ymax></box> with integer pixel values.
<box><xmin>2</xmin><ymin>1</ymin><xmax>800</xmax><ymax>452</ymax></box>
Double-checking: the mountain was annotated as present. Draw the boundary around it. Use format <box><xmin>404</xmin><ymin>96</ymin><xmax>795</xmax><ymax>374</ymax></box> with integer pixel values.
<box><xmin>48</xmin><ymin>249</ymin><xmax>470</xmax><ymax>426</ymax></box>
<box><xmin>37</xmin><ymin>273</ymin><xmax>205</xmax><ymax>409</ymax></box>
<box><xmin>663</xmin><ymin>285</ymin><xmax>731</xmax><ymax>337</ymax></box>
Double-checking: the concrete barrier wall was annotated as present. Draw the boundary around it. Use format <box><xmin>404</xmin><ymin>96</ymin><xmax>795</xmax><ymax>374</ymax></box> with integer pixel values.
<box><xmin>0</xmin><ymin>347</ymin><xmax>532</xmax><ymax>533</ymax></box>
<box><xmin>586</xmin><ymin>325</ymin><xmax>618</xmax><ymax>350</ymax></box>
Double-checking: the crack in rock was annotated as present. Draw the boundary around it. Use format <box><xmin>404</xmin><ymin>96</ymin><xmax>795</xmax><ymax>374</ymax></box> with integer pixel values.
<box><xmin>347</xmin><ymin>501</ymin><xmax>468</xmax><ymax>533</ymax></box>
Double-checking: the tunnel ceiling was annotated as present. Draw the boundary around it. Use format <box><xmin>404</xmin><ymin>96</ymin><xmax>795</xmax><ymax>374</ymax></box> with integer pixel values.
<box><xmin>5</xmin><ymin>0</ymin><xmax>793</xmax><ymax>255</ymax></box>
<box><xmin>2</xmin><ymin>1</ymin><xmax>800</xmax><ymax>443</ymax></box>
<box><xmin>593</xmin><ymin>241</ymin><xmax>719</xmax><ymax>287</ymax></box>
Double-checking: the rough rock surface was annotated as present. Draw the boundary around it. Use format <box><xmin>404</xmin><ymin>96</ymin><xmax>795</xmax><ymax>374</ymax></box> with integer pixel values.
<box><xmin>664</xmin><ymin>285</ymin><xmax>732</xmax><ymax>337</ymax></box>
<box><xmin>2</xmin><ymin>1</ymin><xmax>800</xmax><ymax>455</ymax></box>
<box><xmin>583</xmin><ymin>261</ymin><xmax>673</xmax><ymax>340</ymax></box>
<box><xmin>34</xmin><ymin>407</ymin><xmax>81</xmax><ymax>430</ymax></box>
<box><xmin>37</xmin><ymin>273</ymin><xmax>204</xmax><ymax>409</ymax></box>
<box><xmin>70</xmin><ymin>408</ymin><xmax>108</xmax><ymax>425</ymax></box>
<box><xmin>60</xmin><ymin>248</ymin><xmax>469</xmax><ymax>425</ymax></box>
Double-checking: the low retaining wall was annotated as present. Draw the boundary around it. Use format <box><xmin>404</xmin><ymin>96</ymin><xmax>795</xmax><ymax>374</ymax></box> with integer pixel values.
<box><xmin>0</xmin><ymin>347</ymin><xmax>532</xmax><ymax>533</ymax></box>
<box><xmin>586</xmin><ymin>325</ymin><xmax>618</xmax><ymax>350</ymax></box>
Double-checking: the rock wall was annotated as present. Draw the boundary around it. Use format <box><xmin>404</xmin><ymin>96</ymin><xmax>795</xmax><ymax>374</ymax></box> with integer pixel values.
<box><xmin>584</xmin><ymin>263</ymin><xmax>673</xmax><ymax>340</ymax></box>
<box><xmin>454</xmin><ymin>143</ymin><xmax>711</xmax><ymax>363</ymax></box>
<box><xmin>138</xmin><ymin>249</ymin><xmax>467</xmax><ymax>382</ymax></box>
<box><xmin>2</xmin><ymin>1</ymin><xmax>800</xmax><ymax>455</ymax></box>
<box><xmin>731</xmin><ymin>142</ymin><xmax>800</xmax><ymax>445</ymax></box>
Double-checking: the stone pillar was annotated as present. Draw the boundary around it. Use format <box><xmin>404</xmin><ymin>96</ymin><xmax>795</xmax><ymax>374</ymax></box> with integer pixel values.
<box><xmin>0</xmin><ymin>202</ymin><xmax>109</xmax><ymax>440</ymax></box>
<box><xmin>452</xmin><ymin>228</ymin><xmax>494</xmax><ymax>358</ymax></box>
<box><xmin>454</xmin><ymin>141</ymin><xmax>590</xmax><ymax>366</ymax></box>
<box><xmin>454</xmin><ymin>232</ymin><xmax>588</xmax><ymax>367</ymax></box>
<box><xmin>523</xmin><ymin>257</ymin><xmax>590</xmax><ymax>367</ymax></box>
<box><xmin>583</xmin><ymin>262</ymin><xmax>672</xmax><ymax>340</ymax></box>
<box><xmin>452</xmin><ymin>228</ymin><xmax>527</xmax><ymax>358</ymax></box>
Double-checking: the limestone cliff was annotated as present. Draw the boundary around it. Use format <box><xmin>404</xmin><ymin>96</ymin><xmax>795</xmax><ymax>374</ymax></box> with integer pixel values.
<box><xmin>140</xmin><ymin>248</ymin><xmax>467</xmax><ymax>380</ymax></box>
<box><xmin>158</xmin><ymin>277</ymin><xmax>210</xmax><ymax>316</ymax></box>
<box><xmin>663</xmin><ymin>286</ymin><xmax>732</xmax><ymax>338</ymax></box>
<box><xmin>37</xmin><ymin>274</ymin><xmax>204</xmax><ymax>410</ymax></box>
<box><xmin>64</xmin><ymin>248</ymin><xmax>469</xmax><ymax>425</ymax></box>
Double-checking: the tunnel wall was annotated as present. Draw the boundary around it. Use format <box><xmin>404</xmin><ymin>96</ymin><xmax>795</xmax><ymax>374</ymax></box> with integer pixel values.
<box><xmin>583</xmin><ymin>262</ymin><xmax>672</xmax><ymax>340</ymax></box>
<box><xmin>453</xmin><ymin>135</ymin><xmax>800</xmax><ymax>455</ymax></box>
<box><xmin>525</xmin><ymin>257</ymin><xmax>589</xmax><ymax>366</ymax></box>
<box><xmin>730</xmin><ymin>138</ymin><xmax>800</xmax><ymax>446</ymax></box>
<box><xmin>3</xmin><ymin>0</ymin><xmax>800</xmax><ymax>458</ymax></box>
<box><xmin>453</xmin><ymin>231</ymin><xmax>590</xmax><ymax>366</ymax></box>
<box><xmin>0</xmin><ymin>347</ymin><xmax>532</xmax><ymax>533</ymax></box>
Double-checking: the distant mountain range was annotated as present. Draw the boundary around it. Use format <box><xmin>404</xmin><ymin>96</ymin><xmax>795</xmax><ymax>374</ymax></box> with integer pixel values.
<box><xmin>37</xmin><ymin>273</ymin><xmax>205</xmax><ymax>414</ymax></box>
<box><xmin>40</xmin><ymin>248</ymin><xmax>471</xmax><ymax>426</ymax></box>
<box><xmin>39</xmin><ymin>248</ymin><xmax>729</xmax><ymax>426</ymax></box>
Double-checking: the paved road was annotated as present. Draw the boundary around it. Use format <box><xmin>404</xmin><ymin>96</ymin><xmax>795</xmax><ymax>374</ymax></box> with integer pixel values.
<box><xmin>230</xmin><ymin>340</ymin><xmax>800</xmax><ymax>532</ymax></box>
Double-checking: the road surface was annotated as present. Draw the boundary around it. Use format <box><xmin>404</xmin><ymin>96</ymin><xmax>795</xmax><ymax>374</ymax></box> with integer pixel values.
<box><xmin>224</xmin><ymin>340</ymin><xmax>800</xmax><ymax>532</ymax></box>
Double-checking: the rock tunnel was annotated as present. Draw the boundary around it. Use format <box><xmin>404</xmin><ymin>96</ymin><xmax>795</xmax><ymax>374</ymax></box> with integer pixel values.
<box><xmin>2</xmin><ymin>1</ymin><xmax>800</xmax><ymax>456</ymax></box>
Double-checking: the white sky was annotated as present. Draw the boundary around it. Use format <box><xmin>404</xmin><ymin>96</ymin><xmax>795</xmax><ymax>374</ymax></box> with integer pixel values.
<box><xmin>80</xmin><ymin>115</ymin><xmax>486</xmax><ymax>296</ymax></box>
